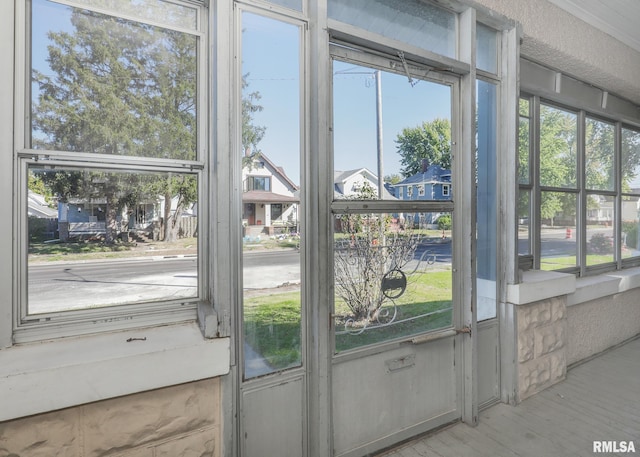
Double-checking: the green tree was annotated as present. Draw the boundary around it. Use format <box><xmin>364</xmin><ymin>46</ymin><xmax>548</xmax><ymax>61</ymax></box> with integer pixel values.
<box><xmin>538</xmin><ymin>106</ymin><xmax>577</xmax><ymax>224</ymax></box>
<box><xmin>622</xmin><ymin>129</ymin><xmax>640</xmax><ymax>193</ymax></box>
<box><xmin>585</xmin><ymin>118</ymin><xmax>614</xmax><ymax>191</ymax></box>
<box><xmin>31</xmin><ymin>7</ymin><xmax>198</xmax><ymax>243</ymax></box>
<box><xmin>384</xmin><ymin>173</ymin><xmax>402</xmax><ymax>185</ymax></box>
<box><xmin>395</xmin><ymin>118</ymin><xmax>451</xmax><ymax>177</ymax></box>
<box><xmin>242</xmin><ymin>74</ymin><xmax>266</xmax><ymax>166</ymax></box>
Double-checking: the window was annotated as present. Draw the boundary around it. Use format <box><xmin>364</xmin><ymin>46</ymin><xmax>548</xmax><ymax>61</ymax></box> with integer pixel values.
<box><xmin>245</xmin><ymin>176</ymin><xmax>272</xmax><ymax>191</ymax></box>
<box><xmin>18</xmin><ymin>0</ymin><xmax>205</xmax><ymax>340</ymax></box>
<box><xmin>442</xmin><ymin>184</ymin><xmax>451</xmax><ymax>197</ymax></box>
<box><xmin>476</xmin><ymin>23</ymin><xmax>498</xmax><ymax>74</ymax></box>
<box><xmin>518</xmin><ymin>98</ymin><xmax>532</xmax><ymax>258</ymax></box>
<box><xmin>418</xmin><ymin>184</ymin><xmax>425</xmax><ymax>196</ymax></box>
<box><xmin>328</xmin><ymin>0</ymin><xmax>456</xmax><ymax>59</ymax></box>
<box><xmin>621</xmin><ymin>127</ymin><xmax>640</xmax><ymax>263</ymax></box>
<box><xmin>518</xmin><ymin>93</ymin><xmax>640</xmax><ymax>275</ymax></box>
<box><xmin>408</xmin><ymin>186</ymin><xmax>413</xmax><ymax>197</ymax></box>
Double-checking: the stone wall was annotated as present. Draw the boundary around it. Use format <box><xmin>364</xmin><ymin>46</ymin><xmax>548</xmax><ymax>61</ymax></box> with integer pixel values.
<box><xmin>516</xmin><ymin>296</ymin><xmax>567</xmax><ymax>401</ymax></box>
<box><xmin>0</xmin><ymin>378</ymin><xmax>220</xmax><ymax>457</ymax></box>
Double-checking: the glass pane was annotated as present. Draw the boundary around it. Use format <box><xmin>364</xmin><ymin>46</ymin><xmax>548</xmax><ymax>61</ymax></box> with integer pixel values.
<box><xmin>540</xmin><ymin>191</ymin><xmax>577</xmax><ymax>270</ymax></box>
<box><xmin>622</xmin><ymin>127</ymin><xmax>640</xmax><ymax>194</ymax></box>
<box><xmin>328</xmin><ymin>0</ymin><xmax>456</xmax><ymax>59</ymax></box>
<box><xmin>267</xmin><ymin>0</ymin><xmax>303</xmax><ymax>12</ymax></box>
<box><xmin>519</xmin><ymin>98</ymin><xmax>530</xmax><ymax>118</ymax></box>
<box><xmin>333</xmin><ymin>60</ymin><xmax>452</xmax><ymax>201</ymax></box>
<box><xmin>476</xmin><ymin>23</ymin><xmax>498</xmax><ymax>74</ymax></box>
<box><xmin>518</xmin><ymin>189</ymin><xmax>531</xmax><ymax>256</ymax></box>
<box><xmin>333</xmin><ymin>212</ymin><xmax>453</xmax><ymax>353</ymax></box>
<box><xmin>31</xmin><ymin>0</ymin><xmax>197</xmax><ymax>160</ymax></box>
<box><xmin>622</xmin><ymin>195</ymin><xmax>640</xmax><ymax>261</ymax></box>
<box><xmin>477</xmin><ymin>79</ymin><xmax>497</xmax><ymax>321</ymax></box>
<box><xmin>241</xmin><ymin>14</ymin><xmax>301</xmax><ymax>379</ymax></box>
<box><xmin>585</xmin><ymin>118</ymin><xmax>615</xmax><ymax>191</ymax></box>
<box><xmin>27</xmin><ymin>166</ymin><xmax>198</xmax><ymax>314</ymax></box>
<box><xmin>518</xmin><ymin>104</ymin><xmax>530</xmax><ymax>185</ymax></box>
<box><xmin>539</xmin><ymin>105</ymin><xmax>577</xmax><ymax>189</ymax></box>
<box><xmin>586</xmin><ymin>194</ymin><xmax>615</xmax><ymax>266</ymax></box>
<box><xmin>62</xmin><ymin>0</ymin><xmax>198</xmax><ymax>30</ymax></box>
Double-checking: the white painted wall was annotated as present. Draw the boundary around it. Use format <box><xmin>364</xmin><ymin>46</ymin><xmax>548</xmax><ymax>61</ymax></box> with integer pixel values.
<box><xmin>567</xmin><ymin>292</ymin><xmax>640</xmax><ymax>365</ymax></box>
<box><xmin>473</xmin><ymin>0</ymin><xmax>640</xmax><ymax>104</ymax></box>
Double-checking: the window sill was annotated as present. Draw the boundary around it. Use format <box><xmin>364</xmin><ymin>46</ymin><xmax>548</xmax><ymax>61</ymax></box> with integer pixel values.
<box><xmin>567</xmin><ymin>267</ymin><xmax>640</xmax><ymax>307</ymax></box>
<box><xmin>0</xmin><ymin>322</ymin><xmax>230</xmax><ymax>422</ymax></box>
<box><xmin>507</xmin><ymin>270</ymin><xmax>576</xmax><ymax>305</ymax></box>
<box><xmin>507</xmin><ymin>267</ymin><xmax>640</xmax><ymax>307</ymax></box>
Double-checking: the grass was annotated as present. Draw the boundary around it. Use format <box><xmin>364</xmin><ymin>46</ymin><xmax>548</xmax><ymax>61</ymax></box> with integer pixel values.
<box><xmin>541</xmin><ymin>254</ymin><xmax>618</xmax><ymax>270</ymax></box>
<box><xmin>242</xmin><ymin>238</ymin><xmax>299</xmax><ymax>251</ymax></box>
<box><xmin>243</xmin><ymin>293</ymin><xmax>302</xmax><ymax>370</ymax></box>
<box><xmin>28</xmin><ymin>237</ymin><xmax>198</xmax><ymax>263</ymax></box>
<box><xmin>29</xmin><ymin>235</ymin><xmax>296</xmax><ymax>263</ymax></box>
<box><xmin>243</xmin><ymin>270</ymin><xmax>453</xmax><ymax>369</ymax></box>
<box><xmin>334</xmin><ymin>270</ymin><xmax>452</xmax><ymax>352</ymax></box>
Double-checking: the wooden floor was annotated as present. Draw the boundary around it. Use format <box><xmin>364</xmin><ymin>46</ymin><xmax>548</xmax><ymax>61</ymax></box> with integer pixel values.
<box><xmin>380</xmin><ymin>336</ymin><xmax>640</xmax><ymax>457</ymax></box>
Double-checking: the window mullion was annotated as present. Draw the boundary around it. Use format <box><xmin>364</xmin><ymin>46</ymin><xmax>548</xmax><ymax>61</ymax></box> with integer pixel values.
<box><xmin>532</xmin><ymin>95</ymin><xmax>541</xmax><ymax>270</ymax></box>
<box><xmin>578</xmin><ymin>110</ymin><xmax>586</xmax><ymax>276</ymax></box>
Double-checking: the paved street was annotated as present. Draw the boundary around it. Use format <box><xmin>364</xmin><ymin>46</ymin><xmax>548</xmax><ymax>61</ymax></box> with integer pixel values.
<box><xmin>29</xmin><ymin>230</ymin><xmax>611</xmax><ymax>315</ymax></box>
<box><xmin>28</xmin><ymin>250</ymin><xmax>302</xmax><ymax>314</ymax></box>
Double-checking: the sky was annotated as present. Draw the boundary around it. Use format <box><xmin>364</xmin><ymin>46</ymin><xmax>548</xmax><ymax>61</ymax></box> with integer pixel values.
<box><xmin>242</xmin><ymin>12</ymin><xmax>452</xmax><ymax>185</ymax></box>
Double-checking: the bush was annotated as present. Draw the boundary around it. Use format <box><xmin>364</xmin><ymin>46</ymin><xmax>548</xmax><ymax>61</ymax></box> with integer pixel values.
<box><xmin>436</xmin><ymin>214</ymin><xmax>452</xmax><ymax>230</ymax></box>
<box><xmin>622</xmin><ymin>221</ymin><xmax>638</xmax><ymax>250</ymax></box>
<box><xmin>587</xmin><ymin>232</ymin><xmax>613</xmax><ymax>255</ymax></box>
<box><xmin>28</xmin><ymin>216</ymin><xmax>56</xmax><ymax>242</ymax></box>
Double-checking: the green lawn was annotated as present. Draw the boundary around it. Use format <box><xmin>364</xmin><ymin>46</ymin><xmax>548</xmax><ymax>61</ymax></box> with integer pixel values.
<box><xmin>541</xmin><ymin>254</ymin><xmax>617</xmax><ymax>270</ymax></box>
<box><xmin>243</xmin><ymin>270</ymin><xmax>453</xmax><ymax>369</ymax></box>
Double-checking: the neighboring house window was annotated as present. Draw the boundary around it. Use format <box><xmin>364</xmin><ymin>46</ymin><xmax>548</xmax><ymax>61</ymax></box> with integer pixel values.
<box><xmin>245</xmin><ymin>176</ymin><xmax>271</xmax><ymax>191</ymax></box>
<box><xmin>407</xmin><ymin>186</ymin><xmax>413</xmax><ymax>197</ymax></box>
<box><xmin>418</xmin><ymin>185</ymin><xmax>425</xmax><ymax>196</ymax></box>
<box><xmin>442</xmin><ymin>185</ymin><xmax>450</xmax><ymax>197</ymax></box>
<box><xmin>518</xmin><ymin>93</ymin><xmax>640</xmax><ymax>275</ymax></box>
<box><xmin>398</xmin><ymin>187</ymin><xmax>403</xmax><ymax>199</ymax></box>
<box><xmin>17</xmin><ymin>0</ymin><xmax>205</xmax><ymax>341</ymax></box>
<box><xmin>272</xmin><ymin>204</ymin><xmax>283</xmax><ymax>221</ymax></box>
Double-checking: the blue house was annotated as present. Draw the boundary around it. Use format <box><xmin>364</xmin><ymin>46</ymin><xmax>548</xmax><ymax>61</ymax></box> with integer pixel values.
<box><xmin>390</xmin><ymin>162</ymin><xmax>452</xmax><ymax>227</ymax></box>
<box><xmin>391</xmin><ymin>163</ymin><xmax>452</xmax><ymax>201</ymax></box>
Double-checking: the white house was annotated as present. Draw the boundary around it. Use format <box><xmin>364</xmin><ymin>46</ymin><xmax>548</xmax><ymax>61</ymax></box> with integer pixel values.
<box><xmin>242</xmin><ymin>152</ymin><xmax>299</xmax><ymax>235</ymax></box>
<box><xmin>334</xmin><ymin>167</ymin><xmax>396</xmax><ymax>199</ymax></box>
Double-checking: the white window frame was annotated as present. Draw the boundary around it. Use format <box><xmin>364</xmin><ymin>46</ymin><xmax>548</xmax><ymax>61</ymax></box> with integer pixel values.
<box><xmin>443</xmin><ymin>184</ymin><xmax>451</xmax><ymax>196</ymax></box>
<box><xmin>11</xmin><ymin>0</ymin><xmax>210</xmax><ymax>343</ymax></box>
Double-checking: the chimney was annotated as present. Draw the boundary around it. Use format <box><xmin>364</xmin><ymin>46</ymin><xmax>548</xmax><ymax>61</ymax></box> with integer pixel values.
<box><xmin>421</xmin><ymin>158</ymin><xmax>429</xmax><ymax>173</ymax></box>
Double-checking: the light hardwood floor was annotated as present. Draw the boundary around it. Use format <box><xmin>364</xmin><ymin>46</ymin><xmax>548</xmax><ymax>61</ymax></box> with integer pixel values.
<box><xmin>380</xmin><ymin>336</ymin><xmax>640</xmax><ymax>457</ymax></box>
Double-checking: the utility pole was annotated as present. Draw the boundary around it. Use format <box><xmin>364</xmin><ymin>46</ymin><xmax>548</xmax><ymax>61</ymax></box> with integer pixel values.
<box><xmin>375</xmin><ymin>70</ymin><xmax>384</xmax><ymax>199</ymax></box>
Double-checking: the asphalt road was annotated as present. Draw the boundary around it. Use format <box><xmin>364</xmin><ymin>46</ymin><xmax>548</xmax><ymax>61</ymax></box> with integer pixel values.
<box><xmin>30</xmin><ymin>233</ymin><xmax>590</xmax><ymax>315</ymax></box>
<box><xmin>28</xmin><ymin>251</ymin><xmax>302</xmax><ymax>314</ymax></box>
<box><xmin>29</xmin><ymin>256</ymin><xmax>199</xmax><ymax>314</ymax></box>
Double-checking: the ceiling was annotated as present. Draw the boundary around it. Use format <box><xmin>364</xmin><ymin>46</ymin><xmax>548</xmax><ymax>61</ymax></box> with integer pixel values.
<box><xmin>548</xmin><ymin>0</ymin><xmax>640</xmax><ymax>52</ymax></box>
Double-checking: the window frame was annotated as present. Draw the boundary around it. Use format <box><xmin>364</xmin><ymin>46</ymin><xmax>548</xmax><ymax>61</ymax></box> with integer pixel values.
<box><xmin>518</xmin><ymin>92</ymin><xmax>640</xmax><ymax>277</ymax></box>
<box><xmin>12</xmin><ymin>0</ymin><xmax>209</xmax><ymax>343</ymax></box>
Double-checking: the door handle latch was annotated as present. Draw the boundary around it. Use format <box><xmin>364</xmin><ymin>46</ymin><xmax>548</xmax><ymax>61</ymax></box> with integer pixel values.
<box><xmin>456</xmin><ymin>326</ymin><xmax>471</xmax><ymax>335</ymax></box>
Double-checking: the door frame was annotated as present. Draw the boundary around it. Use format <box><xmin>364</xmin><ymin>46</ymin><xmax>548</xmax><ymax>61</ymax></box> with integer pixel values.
<box><xmin>326</xmin><ymin>43</ymin><xmax>473</xmax><ymax>456</ymax></box>
<box><xmin>224</xmin><ymin>3</ymin><xmax>523</xmax><ymax>455</ymax></box>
